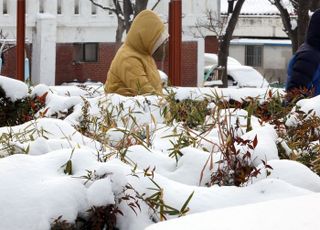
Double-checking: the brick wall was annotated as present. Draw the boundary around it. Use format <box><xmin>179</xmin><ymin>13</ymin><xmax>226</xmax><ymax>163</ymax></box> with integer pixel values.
<box><xmin>1</xmin><ymin>45</ymin><xmax>32</xmax><ymax>79</ymax></box>
<box><xmin>1</xmin><ymin>41</ymin><xmax>198</xmax><ymax>87</ymax></box>
<box><xmin>56</xmin><ymin>41</ymin><xmax>198</xmax><ymax>87</ymax></box>
<box><xmin>155</xmin><ymin>41</ymin><xmax>198</xmax><ymax>87</ymax></box>
<box><xmin>181</xmin><ymin>41</ymin><xmax>198</xmax><ymax>86</ymax></box>
<box><xmin>55</xmin><ymin>43</ymin><xmax>122</xmax><ymax>85</ymax></box>
<box><xmin>205</xmin><ymin>36</ymin><xmax>219</xmax><ymax>53</ymax></box>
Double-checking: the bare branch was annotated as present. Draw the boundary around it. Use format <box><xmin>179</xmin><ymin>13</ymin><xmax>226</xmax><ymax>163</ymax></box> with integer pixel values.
<box><xmin>89</xmin><ymin>0</ymin><xmax>117</xmax><ymax>13</ymax></box>
<box><xmin>195</xmin><ymin>10</ymin><xmax>227</xmax><ymax>40</ymax></box>
<box><xmin>268</xmin><ymin>0</ymin><xmax>300</xmax><ymax>52</ymax></box>
<box><xmin>268</xmin><ymin>0</ymin><xmax>294</xmax><ymax>35</ymax></box>
<box><xmin>151</xmin><ymin>0</ymin><xmax>161</xmax><ymax>11</ymax></box>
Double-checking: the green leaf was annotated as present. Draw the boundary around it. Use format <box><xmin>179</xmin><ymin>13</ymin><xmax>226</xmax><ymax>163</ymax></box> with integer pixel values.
<box><xmin>180</xmin><ymin>191</ymin><xmax>194</xmax><ymax>214</ymax></box>
<box><xmin>64</xmin><ymin>160</ymin><xmax>72</xmax><ymax>175</ymax></box>
<box><xmin>149</xmin><ymin>178</ymin><xmax>161</xmax><ymax>189</ymax></box>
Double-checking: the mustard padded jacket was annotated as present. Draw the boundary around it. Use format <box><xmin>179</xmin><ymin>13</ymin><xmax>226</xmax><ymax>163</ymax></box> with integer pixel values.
<box><xmin>105</xmin><ymin>10</ymin><xmax>164</xmax><ymax>96</ymax></box>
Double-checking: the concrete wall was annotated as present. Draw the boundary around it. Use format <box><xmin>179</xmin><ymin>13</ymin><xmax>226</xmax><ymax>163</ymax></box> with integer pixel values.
<box><xmin>229</xmin><ymin>41</ymin><xmax>292</xmax><ymax>83</ymax></box>
<box><xmin>230</xmin><ymin>15</ymin><xmax>289</xmax><ymax>38</ymax></box>
<box><xmin>263</xmin><ymin>45</ymin><xmax>292</xmax><ymax>83</ymax></box>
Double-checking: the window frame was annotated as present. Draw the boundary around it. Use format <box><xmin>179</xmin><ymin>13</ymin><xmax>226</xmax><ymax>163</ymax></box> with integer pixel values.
<box><xmin>74</xmin><ymin>43</ymin><xmax>99</xmax><ymax>63</ymax></box>
<box><xmin>245</xmin><ymin>45</ymin><xmax>263</xmax><ymax>67</ymax></box>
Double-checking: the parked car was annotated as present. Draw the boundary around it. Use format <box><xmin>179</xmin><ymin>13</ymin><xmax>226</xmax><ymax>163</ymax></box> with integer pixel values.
<box><xmin>226</xmin><ymin>65</ymin><xmax>269</xmax><ymax>88</ymax></box>
<box><xmin>204</xmin><ymin>53</ymin><xmax>269</xmax><ymax>88</ymax></box>
<box><xmin>204</xmin><ymin>53</ymin><xmax>242</xmax><ymax>67</ymax></box>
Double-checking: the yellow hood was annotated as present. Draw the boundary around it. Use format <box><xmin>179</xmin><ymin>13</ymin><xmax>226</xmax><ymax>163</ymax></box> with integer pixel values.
<box><xmin>105</xmin><ymin>10</ymin><xmax>165</xmax><ymax>96</ymax></box>
<box><xmin>125</xmin><ymin>10</ymin><xmax>165</xmax><ymax>55</ymax></box>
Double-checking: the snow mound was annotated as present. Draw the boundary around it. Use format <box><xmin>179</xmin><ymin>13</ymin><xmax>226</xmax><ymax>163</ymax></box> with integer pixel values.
<box><xmin>0</xmin><ymin>75</ymin><xmax>28</xmax><ymax>101</ymax></box>
<box><xmin>146</xmin><ymin>193</ymin><xmax>320</xmax><ymax>230</ymax></box>
<box><xmin>253</xmin><ymin>159</ymin><xmax>320</xmax><ymax>192</ymax></box>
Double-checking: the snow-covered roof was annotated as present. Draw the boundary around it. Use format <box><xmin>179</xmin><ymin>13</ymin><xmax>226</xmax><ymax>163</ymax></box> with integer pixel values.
<box><xmin>221</xmin><ymin>0</ymin><xmax>295</xmax><ymax>16</ymax></box>
<box><xmin>231</xmin><ymin>38</ymin><xmax>292</xmax><ymax>46</ymax></box>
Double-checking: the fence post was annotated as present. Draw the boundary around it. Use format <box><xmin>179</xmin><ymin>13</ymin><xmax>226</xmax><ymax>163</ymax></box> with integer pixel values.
<box><xmin>169</xmin><ymin>0</ymin><xmax>182</xmax><ymax>86</ymax></box>
<box><xmin>16</xmin><ymin>0</ymin><xmax>25</xmax><ymax>81</ymax></box>
<box><xmin>31</xmin><ymin>14</ymin><xmax>57</xmax><ymax>85</ymax></box>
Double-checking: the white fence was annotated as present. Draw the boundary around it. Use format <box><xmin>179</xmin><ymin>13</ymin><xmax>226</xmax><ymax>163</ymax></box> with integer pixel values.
<box><xmin>0</xmin><ymin>0</ymin><xmax>118</xmax><ymax>43</ymax></box>
<box><xmin>0</xmin><ymin>0</ymin><xmax>219</xmax><ymax>42</ymax></box>
<box><xmin>0</xmin><ymin>0</ymin><xmax>115</xmax><ymax>24</ymax></box>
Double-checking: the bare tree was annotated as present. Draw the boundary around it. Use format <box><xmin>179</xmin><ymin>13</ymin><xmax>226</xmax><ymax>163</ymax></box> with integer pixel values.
<box><xmin>0</xmin><ymin>30</ymin><xmax>15</xmax><ymax>56</ymax></box>
<box><xmin>195</xmin><ymin>10</ymin><xmax>226</xmax><ymax>41</ymax></box>
<box><xmin>89</xmin><ymin>0</ymin><xmax>161</xmax><ymax>42</ymax></box>
<box><xmin>218</xmin><ymin>0</ymin><xmax>245</xmax><ymax>87</ymax></box>
<box><xmin>196</xmin><ymin>0</ymin><xmax>245</xmax><ymax>87</ymax></box>
<box><xmin>269</xmin><ymin>0</ymin><xmax>316</xmax><ymax>53</ymax></box>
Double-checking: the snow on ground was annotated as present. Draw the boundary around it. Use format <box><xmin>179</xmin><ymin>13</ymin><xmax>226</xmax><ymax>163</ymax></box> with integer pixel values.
<box><xmin>146</xmin><ymin>193</ymin><xmax>320</xmax><ymax>230</ymax></box>
<box><xmin>0</xmin><ymin>76</ymin><xmax>319</xmax><ymax>230</ymax></box>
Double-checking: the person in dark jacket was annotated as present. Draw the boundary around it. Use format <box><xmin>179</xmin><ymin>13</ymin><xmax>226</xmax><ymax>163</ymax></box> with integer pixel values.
<box><xmin>286</xmin><ymin>9</ymin><xmax>320</xmax><ymax>100</ymax></box>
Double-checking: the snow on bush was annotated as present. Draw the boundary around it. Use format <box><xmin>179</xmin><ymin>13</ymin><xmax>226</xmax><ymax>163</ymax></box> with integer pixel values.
<box><xmin>0</xmin><ymin>77</ymin><xmax>319</xmax><ymax>230</ymax></box>
<box><xmin>0</xmin><ymin>75</ymin><xmax>28</xmax><ymax>101</ymax></box>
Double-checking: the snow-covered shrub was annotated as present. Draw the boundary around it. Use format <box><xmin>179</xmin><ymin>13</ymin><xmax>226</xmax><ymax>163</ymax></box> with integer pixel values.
<box><xmin>284</xmin><ymin>109</ymin><xmax>320</xmax><ymax>175</ymax></box>
<box><xmin>3</xmin><ymin>82</ymin><xmax>320</xmax><ymax>229</ymax></box>
<box><xmin>164</xmin><ymin>90</ymin><xmax>210</xmax><ymax>129</ymax></box>
<box><xmin>0</xmin><ymin>85</ymin><xmax>47</xmax><ymax>126</ymax></box>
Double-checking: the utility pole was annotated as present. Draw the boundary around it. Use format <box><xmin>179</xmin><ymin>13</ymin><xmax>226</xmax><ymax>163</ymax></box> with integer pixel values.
<box><xmin>17</xmin><ymin>0</ymin><xmax>26</xmax><ymax>81</ymax></box>
<box><xmin>169</xmin><ymin>0</ymin><xmax>182</xmax><ymax>86</ymax></box>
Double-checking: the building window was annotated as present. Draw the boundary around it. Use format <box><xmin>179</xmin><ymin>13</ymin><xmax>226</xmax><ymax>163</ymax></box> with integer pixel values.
<box><xmin>74</xmin><ymin>43</ymin><xmax>99</xmax><ymax>62</ymax></box>
<box><xmin>39</xmin><ymin>0</ymin><xmax>44</xmax><ymax>13</ymax></box>
<box><xmin>74</xmin><ymin>0</ymin><xmax>80</xmax><ymax>15</ymax></box>
<box><xmin>57</xmin><ymin>0</ymin><xmax>62</xmax><ymax>14</ymax></box>
<box><xmin>3</xmin><ymin>0</ymin><xmax>8</xmax><ymax>14</ymax></box>
<box><xmin>91</xmin><ymin>3</ymin><xmax>97</xmax><ymax>15</ymax></box>
<box><xmin>245</xmin><ymin>45</ymin><xmax>263</xmax><ymax>67</ymax></box>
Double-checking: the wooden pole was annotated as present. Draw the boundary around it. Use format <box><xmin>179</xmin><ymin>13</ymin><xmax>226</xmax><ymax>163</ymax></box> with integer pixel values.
<box><xmin>169</xmin><ymin>0</ymin><xmax>182</xmax><ymax>86</ymax></box>
<box><xmin>17</xmin><ymin>0</ymin><xmax>26</xmax><ymax>81</ymax></box>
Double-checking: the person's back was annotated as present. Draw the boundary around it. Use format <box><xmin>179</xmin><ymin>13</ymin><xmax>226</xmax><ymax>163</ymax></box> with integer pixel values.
<box><xmin>105</xmin><ymin>10</ymin><xmax>168</xmax><ymax>96</ymax></box>
<box><xmin>286</xmin><ymin>9</ymin><xmax>320</xmax><ymax>98</ymax></box>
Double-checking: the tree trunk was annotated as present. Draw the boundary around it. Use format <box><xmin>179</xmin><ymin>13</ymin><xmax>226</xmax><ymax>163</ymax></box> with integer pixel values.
<box><xmin>135</xmin><ymin>0</ymin><xmax>148</xmax><ymax>15</ymax></box>
<box><xmin>272</xmin><ymin>0</ymin><xmax>313</xmax><ymax>53</ymax></box>
<box><xmin>124</xmin><ymin>0</ymin><xmax>134</xmax><ymax>33</ymax></box>
<box><xmin>218</xmin><ymin>0</ymin><xmax>245</xmax><ymax>87</ymax></box>
<box><xmin>297</xmin><ymin>0</ymin><xmax>311</xmax><ymax>46</ymax></box>
<box><xmin>272</xmin><ymin>0</ymin><xmax>298</xmax><ymax>53</ymax></box>
<box><xmin>115</xmin><ymin>17</ymin><xmax>125</xmax><ymax>42</ymax></box>
<box><xmin>290</xmin><ymin>31</ymin><xmax>299</xmax><ymax>53</ymax></box>
<box><xmin>218</xmin><ymin>41</ymin><xmax>228</xmax><ymax>87</ymax></box>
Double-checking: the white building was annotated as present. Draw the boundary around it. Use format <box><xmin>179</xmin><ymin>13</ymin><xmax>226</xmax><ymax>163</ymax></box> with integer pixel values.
<box><xmin>229</xmin><ymin>39</ymin><xmax>292</xmax><ymax>84</ymax></box>
<box><xmin>0</xmin><ymin>0</ymin><xmax>219</xmax><ymax>86</ymax></box>
<box><xmin>221</xmin><ymin>0</ymin><xmax>294</xmax><ymax>83</ymax></box>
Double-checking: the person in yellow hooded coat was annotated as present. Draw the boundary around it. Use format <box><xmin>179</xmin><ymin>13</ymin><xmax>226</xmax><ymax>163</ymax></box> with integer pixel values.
<box><xmin>105</xmin><ymin>10</ymin><xmax>169</xmax><ymax>96</ymax></box>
